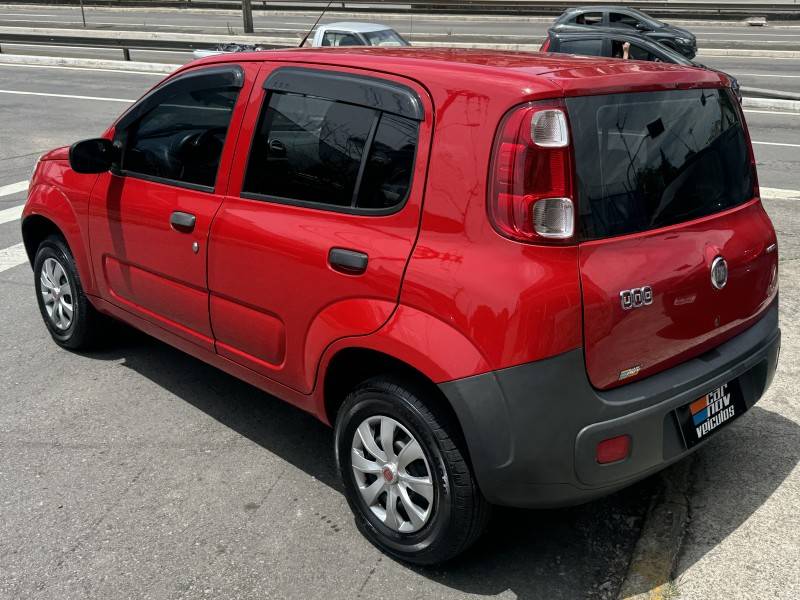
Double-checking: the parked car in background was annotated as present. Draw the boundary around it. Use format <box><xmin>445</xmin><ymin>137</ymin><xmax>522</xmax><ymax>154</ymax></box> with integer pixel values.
<box><xmin>311</xmin><ymin>22</ymin><xmax>410</xmax><ymax>47</ymax></box>
<box><xmin>552</xmin><ymin>6</ymin><xmax>697</xmax><ymax>58</ymax></box>
<box><xmin>541</xmin><ymin>29</ymin><xmax>741</xmax><ymax>100</ymax></box>
<box><xmin>23</xmin><ymin>48</ymin><xmax>778</xmax><ymax>565</ymax></box>
<box><xmin>193</xmin><ymin>43</ymin><xmax>266</xmax><ymax>59</ymax></box>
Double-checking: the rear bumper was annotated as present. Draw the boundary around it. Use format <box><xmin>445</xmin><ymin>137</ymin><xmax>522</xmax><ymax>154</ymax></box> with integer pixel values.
<box><xmin>439</xmin><ymin>301</ymin><xmax>780</xmax><ymax>508</ymax></box>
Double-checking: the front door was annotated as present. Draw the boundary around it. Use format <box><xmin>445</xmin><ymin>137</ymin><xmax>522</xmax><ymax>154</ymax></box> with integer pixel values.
<box><xmin>207</xmin><ymin>65</ymin><xmax>433</xmax><ymax>393</ymax></box>
<box><xmin>88</xmin><ymin>63</ymin><xmax>254</xmax><ymax>350</ymax></box>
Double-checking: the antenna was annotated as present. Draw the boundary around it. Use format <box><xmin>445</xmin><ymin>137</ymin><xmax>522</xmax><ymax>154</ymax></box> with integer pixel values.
<box><xmin>299</xmin><ymin>0</ymin><xmax>335</xmax><ymax>48</ymax></box>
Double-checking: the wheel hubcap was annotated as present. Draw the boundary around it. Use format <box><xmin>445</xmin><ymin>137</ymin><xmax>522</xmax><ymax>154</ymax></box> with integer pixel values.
<box><xmin>351</xmin><ymin>415</ymin><xmax>434</xmax><ymax>533</ymax></box>
<box><xmin>40</xmin><ymin>257</ymin><xmax>73</xmax><ymax>330</ymax></box>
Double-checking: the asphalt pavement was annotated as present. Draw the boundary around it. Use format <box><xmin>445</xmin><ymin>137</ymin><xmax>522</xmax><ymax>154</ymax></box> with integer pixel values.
<box><xmin>0</xmin><ymin>55</ymin><xmax>798</xmax><ymax>599</ymax></box>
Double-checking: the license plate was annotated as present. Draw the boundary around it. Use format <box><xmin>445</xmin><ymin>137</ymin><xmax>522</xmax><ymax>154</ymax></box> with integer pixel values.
<box><xmin>676</xmin><ymin>381</ymin><xmax>748</xmax><ymax>448</ymax></box>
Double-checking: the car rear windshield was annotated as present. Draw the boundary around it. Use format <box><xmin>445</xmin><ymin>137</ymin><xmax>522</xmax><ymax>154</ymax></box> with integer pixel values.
<box><xmin>567</xmin><ymin>88</ymin><xmax>755</xmax><ymax>241</ymax></box>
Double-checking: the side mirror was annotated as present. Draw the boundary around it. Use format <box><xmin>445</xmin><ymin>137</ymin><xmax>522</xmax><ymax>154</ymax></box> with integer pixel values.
<box><xmin>69</xmin><ymin>138</ymin><xmax>117</xmax><ymax>174</ymax></box>
<box><xmin>636</xmin><ymin>22</ymin><xmax>651</xmax><ymax>32</ymax></box>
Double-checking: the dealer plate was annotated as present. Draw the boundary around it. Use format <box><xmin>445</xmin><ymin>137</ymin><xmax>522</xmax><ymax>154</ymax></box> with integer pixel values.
<box><xmin>676</xmin><ymin>381</ymin><xmax>748</xmax><ymax>448</ymax></box>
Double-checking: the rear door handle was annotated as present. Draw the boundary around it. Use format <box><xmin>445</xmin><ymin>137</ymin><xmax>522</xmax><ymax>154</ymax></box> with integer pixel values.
<box><xmin>170</xmin><ymin>211</ymin><xmax>196</xmax><ymax>232</ymax></box>
<box><xmin>328</xmin><ymin>247</ymin><xmax>368</xmax><ymax>275</ymax></box>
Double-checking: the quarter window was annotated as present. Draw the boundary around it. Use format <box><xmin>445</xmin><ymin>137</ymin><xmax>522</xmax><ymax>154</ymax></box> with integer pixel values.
<box><xmin>243</xmin><ymin>91</ymin><xmax>418</xmax><ymax>212</ymax></box>
<box><xmin>119</xmin><ymin>72</ymin><xmax>240</xmax><ymax>190</ymax></box>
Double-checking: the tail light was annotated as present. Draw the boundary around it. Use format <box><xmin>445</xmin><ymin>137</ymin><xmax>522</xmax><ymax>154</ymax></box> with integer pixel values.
<box><xmin>488</xmin><ymin>100</ymin><xmax>576</xmax><ymax>244</ymax></box>
<box><xmin>540</xmin><ymin>37</ymin><xmax>551</xmax><ymax>52</ymax></box>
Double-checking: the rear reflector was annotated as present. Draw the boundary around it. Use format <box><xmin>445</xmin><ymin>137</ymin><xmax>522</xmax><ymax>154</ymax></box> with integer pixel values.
<box><xmin>596</xmin><ymin>435</ymin><xmax>631</xmax><ymax>464</ymax></box>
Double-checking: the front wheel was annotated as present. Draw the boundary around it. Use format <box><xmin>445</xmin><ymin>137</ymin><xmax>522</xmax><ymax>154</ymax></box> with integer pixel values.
<box><xmin>335</xmin><ymin>376</ymin><xmax>489</xmax><ymax>565</ymax></box>
<box><xmin>33</xmin><ymin>235</ymin><xmax>103</xmax><ymax>350</ymax></box>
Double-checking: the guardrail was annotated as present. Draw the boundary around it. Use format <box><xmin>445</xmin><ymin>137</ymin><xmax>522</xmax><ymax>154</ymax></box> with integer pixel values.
<box><xmin>0</xmin><ymin>26</ymin><xmax>295</xmax><ymax>59</ymax></box>
<box><xmin>5</xmin><ymin>0</ymin><xmax>800</xmax><ymax>19</ymax></box>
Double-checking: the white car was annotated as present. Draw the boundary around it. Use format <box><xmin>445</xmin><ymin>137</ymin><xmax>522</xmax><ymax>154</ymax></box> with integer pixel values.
<box><xmin>311</xmin><ymin>22</ymin><xmax>410</xmax><ymax>47</ymax></box>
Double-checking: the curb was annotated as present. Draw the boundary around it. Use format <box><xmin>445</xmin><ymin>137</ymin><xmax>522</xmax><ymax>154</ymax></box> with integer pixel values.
<box><xmin>698</xmin><ymin>48</ymin><xmax>800</xmax><ymax>58</ymax></box>
<box><xmin>0</xmin><ymin>52</ymin><xmax>178</xmax><ymax>72</ymax></box>
<box><xmin>742</xmin><ymin>96</ymin><xmax>800</xmax><ymax>112</ymax></box>
<box><xmin>741</xmin><ymin>86</ymin><xmax>800</xmax><ymax>102</ymax></box>
<box><xmin>617</xmin><ymin>458</ymin><xmax>694</xmax><ymax>600</ymax></box>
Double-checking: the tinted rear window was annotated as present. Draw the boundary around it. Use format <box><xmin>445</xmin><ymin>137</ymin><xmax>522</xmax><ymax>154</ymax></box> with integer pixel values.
<box><xmin>567</xmin><ymin>88</ymin><xmax>754</xmax><ymax>240</ymax></box>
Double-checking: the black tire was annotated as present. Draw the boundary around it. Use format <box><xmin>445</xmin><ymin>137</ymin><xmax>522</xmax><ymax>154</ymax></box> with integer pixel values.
<box><xmin>335</xmin><ymin>376</ymin><xmax>489</xmax><ymax>565</ymax></box>
<box><xmin>33</xmin><ymin>235</ymin><xmax>103</xmax><ymax>350</ymax></box>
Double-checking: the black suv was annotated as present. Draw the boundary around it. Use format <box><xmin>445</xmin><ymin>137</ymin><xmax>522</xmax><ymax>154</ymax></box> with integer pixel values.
<box><xmin>541</xmin><ymin>29</ymin><xmax>740</xmax><ymax>101</ymax></box>
<box><xmin>551</xmin><ymin>5</ymin><xmax>697</xmax><ymax>58</ymax></box>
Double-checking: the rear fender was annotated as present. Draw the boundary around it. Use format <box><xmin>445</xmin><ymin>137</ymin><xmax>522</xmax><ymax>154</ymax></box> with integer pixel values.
<box><xmin>312</xmin><ymin>304</ymin><xmax>491</xmax><ymax>420</ymax></box>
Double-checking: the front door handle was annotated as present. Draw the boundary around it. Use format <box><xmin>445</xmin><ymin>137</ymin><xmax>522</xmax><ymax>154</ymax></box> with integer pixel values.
<box><xmin>328</xmin><ymin>247</ymin><xmax>368</xmax><ymax>275</ymax></box>
<box><xmin>170</xmin><ymin>211</ymin><xmax>196</xmax><ymax>233</ymax></box>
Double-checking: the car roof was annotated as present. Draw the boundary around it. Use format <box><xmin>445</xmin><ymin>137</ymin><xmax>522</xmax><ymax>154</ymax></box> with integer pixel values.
<box><xmin>185</xmin><ymin>47</ymin><xmax>727</xmax><ymax>96</ymax></box>
<box><xmin>320</xmin><ymin>22</ymin><xmax>396</xmax><ymax>33</ymax></box>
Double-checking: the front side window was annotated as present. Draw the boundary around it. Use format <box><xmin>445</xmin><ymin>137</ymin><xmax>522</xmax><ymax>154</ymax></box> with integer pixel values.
<box><xmin>243</xmin><ymin>91</ymin><xmax>418</xmax><ymax>212</ymax></box>
<box><xmin>119</xmin><ymin>72</ymin><xmax>240</xmax><ymax>189</ymax></box>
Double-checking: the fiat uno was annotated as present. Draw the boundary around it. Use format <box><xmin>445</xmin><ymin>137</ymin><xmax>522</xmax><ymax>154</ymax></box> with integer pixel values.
<box><xmin>22</xmin><ymin>48</ymin><xmax>780</xmax><ymax>564</ymax></box>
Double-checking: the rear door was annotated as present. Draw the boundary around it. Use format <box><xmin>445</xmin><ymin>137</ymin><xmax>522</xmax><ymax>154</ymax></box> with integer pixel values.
<box><xmin>207</xmin><ymin>65</ymin><xmax>432</xmax><ymax>393</ymax></box>
<box><xmin>568</xmin><ymin>87</ymin><xmax>778</xmax><ymax>389</ymax></box>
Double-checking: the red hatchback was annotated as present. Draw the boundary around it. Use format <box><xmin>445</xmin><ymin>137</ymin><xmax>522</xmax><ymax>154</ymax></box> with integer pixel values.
<box><xmin>22</xmin><ymin>48</ymin><xmax>780</xmax><ymax>564</ymax></box>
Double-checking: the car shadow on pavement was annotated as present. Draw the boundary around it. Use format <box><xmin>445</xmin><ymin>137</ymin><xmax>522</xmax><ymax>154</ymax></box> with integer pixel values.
<box><xmin>671</xmin><ymin>404</ymin><xmax>800</xmax><ymax>583</ymax></box>
<box><xmin>82</xmin><ymin>327</ymin><xmax>797</xmax><ymax>600</ymax></box>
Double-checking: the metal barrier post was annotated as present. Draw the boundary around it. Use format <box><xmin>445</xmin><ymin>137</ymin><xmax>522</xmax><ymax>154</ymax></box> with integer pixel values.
<box><xmin>123</xmin><ymin>47</ymin><xmax>131</xmax><ymax>61</ymax></box>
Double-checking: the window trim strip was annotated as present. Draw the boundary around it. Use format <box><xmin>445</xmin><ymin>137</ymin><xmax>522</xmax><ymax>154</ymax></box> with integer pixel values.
<box><xmin>263</xmin><ymin>67</ymin><xmax>424</xmax><ymax>121</ymax></box>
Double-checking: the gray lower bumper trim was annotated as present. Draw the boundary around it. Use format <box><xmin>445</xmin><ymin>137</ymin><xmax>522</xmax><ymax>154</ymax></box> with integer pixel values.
<box><xmin>439</xmin><ymin>302</ymin><xmax>780</xmax><ymax>508</ymax></box>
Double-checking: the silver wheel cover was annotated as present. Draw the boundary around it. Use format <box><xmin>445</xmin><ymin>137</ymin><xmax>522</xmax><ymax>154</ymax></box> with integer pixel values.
<box><xmin>351</xmin><ymin>415</ymin><xmax>435</xmax><ymax>533</ymax></box>
<box><xmin>40</xmin><ymin>257</ymin><xmax>74</xmax><ymax>330</ymax></box>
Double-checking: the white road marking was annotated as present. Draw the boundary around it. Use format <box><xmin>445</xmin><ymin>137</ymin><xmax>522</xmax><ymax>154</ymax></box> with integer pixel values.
<box><xmin>0</xmin><ymin>242</ymin><xmax>27</xmax><ymax>274</ymax></box>
<box><xmin>0</xmin><ymin>89</ymin><xmax>134</xmax><ymax>102</ymax></box>
<box><xmin>0</xmin><ymin>62</ymin><xmax>164</xmax><ymax>75</ymax></box>
<box><xmin>761</xmin><ymin>187</ymin><xmax>800</xmax><ymax>200</ymax></box>
<box><xmin>0</xmin><ymin>204</ymin><xmax>24</xmax><ymax>226</ymax></box>
<box><xmin>0</xmin><ymin>180</ymin><xmax>28</xmax><ymax>198</ymax></box>
<box><xmin>752</xmin><ymin>140</ymin><xmax>800</xmax><ymax>148</ymax></box>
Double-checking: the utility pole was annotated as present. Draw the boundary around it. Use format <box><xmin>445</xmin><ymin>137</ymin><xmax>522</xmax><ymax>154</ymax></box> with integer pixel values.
<box><xmin>242</xmin><ymin>0</ymin><xmax>254</xmax><ymax>34</ymax></box>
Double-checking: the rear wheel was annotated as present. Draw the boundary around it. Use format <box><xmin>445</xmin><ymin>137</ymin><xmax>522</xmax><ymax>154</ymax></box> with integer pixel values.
<box><xmin>335</xmin><ymin>376</ymin><xmax>489</xmax><ymax>565</ymax></box>
<box><xmin>33</xmin><ymin>235</ymin><xmax>103</xmax><ymax>350</ymax></box>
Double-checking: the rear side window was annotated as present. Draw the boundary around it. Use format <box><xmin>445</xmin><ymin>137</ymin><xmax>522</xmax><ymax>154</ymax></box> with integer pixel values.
<box><xmin>609</xmin><ymin>12</ymin><xmax>639</xmax><ymax>28</ymax></box>
<box><xmin>572</xmin><ymin>11</ymin><xmax>603</xmax><ymax>25</ymax></box>
<box><xmin>567</xmin><ymin>88</ymin><xmax>754</xmax><ymax>240</ymax></box>
<box><xmin>559</xmin><ymin>39</ymin><xmax>605</xmax><ymax>56</ymax></box>
<box><xmin>243</xmin><ymin>92</ymin><xmax>418</xmax><ymax>212</ymax></box>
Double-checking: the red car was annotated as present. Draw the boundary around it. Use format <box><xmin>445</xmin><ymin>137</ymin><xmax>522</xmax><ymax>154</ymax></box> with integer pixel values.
<box><xmin>22</xmin><ymin>48</ymin><xmax>780</xmax><ymax>564</ymax></box>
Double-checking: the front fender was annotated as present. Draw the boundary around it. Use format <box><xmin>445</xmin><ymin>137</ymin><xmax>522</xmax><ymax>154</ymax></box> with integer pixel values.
<box><xmin>22</xmin><ymin>181</ymin><xmax>96</xmax><ymax>294</ymax></box>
